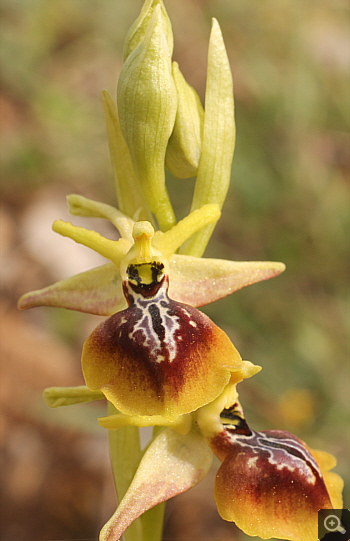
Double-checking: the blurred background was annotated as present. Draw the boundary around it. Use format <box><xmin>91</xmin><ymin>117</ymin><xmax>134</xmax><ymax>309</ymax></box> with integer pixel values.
<box><xmin>0</xmin><ymin>0</ymin><xmax>349</xmax><ymax>540</ymax></box>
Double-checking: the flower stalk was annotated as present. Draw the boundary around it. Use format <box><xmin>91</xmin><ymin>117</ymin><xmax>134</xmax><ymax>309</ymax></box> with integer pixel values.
<box><xmin>17</xmin><ymin>1</ymin><xmax>343</xmax><ymax>541</ymax></box>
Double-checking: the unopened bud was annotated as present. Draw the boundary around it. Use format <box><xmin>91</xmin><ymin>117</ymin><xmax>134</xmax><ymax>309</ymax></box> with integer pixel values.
<box><xmin>118</xmin><ymin>5</ymin><xmax>177</xmax><ymax>231</ymax></box>
<box><xmin>123</xmin><ymin>0</ymin><xmax>173</xmax><ymax>61</ymax></box>
<box><xmin>165</xmin><ymin>62</ymin><xmax>204</xmax><ymax>179</ymax></box>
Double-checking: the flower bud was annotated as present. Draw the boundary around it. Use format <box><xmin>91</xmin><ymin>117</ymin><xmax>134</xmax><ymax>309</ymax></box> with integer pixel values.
<box><xmin>165</xmin><ymin>62</ymin><xmax>204</xmax><ymax>179</ymax></box>
<box><xmin>123</xmin><ymin>0</ymin><xmax>173</xmax><ymax>61</ymax></box>
<box><xmin>117</xmin><ymin>5</ymin><xmax>177</xmax><ymax>231</ymax></box>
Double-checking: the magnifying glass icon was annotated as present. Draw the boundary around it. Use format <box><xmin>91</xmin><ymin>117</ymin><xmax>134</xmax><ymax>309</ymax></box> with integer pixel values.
<box><xmin>324</xmin><ymin>514</ymin><xmax>346</xmax><ymax>534</ymax></box>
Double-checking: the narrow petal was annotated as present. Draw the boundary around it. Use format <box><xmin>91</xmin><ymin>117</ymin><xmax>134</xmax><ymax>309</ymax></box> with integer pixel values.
<box><xmin>208</xmin><ymin>402</ymin><xmax>341</xmax><ymax>541</ymax></box>
<box><xmin>52</xmin><ymin>220</ymin><xmax>131</xmax><ymax>267</ymax></box>
<box><xmin>154</xmin><ymin>204</ymin><xmax>221</xmax><ymax>259</ymax></box>
<box><xmin>67</xmin><ymin>193</ymin><xmax>135</xmax><ymax>242</ymax></box>
<box><xmin>18</xmin><ymin>263</ymin><xmax>127</xmax><ymax>316</ymax></box>
<box><xmin>99</xmin><ymin>427</ymin><xmax>213</xmax><ymax>541</ymax></box>
<box><xmin>169</xmin><ymin>255</ymin><xmax>286</xmax><ymax>307</ymax></box>
<box><xmin>43</xmin><ymin>386</ymin><xmax>105</xmax><ymax>407</ymax></box>
<box><xmin>196</xmin><ymin>361</ymin><xmax>261</xmax><ymax>440</ymax></box>
<box><xmin>98</xmin><ymin>412</ymin><xmax>192</xmax><ymax>435</ymax></box>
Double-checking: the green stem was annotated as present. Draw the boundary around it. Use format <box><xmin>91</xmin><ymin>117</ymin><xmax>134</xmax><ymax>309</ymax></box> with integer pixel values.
<box><xmin>107</xmin><ymin>406</ymin><xmax>166</xmax><ymax>541</ymax></box>
<box><xmin>107</xmin><ymin>402</ymin><xmax>143</xmax><ymax>541</ymax></box>
<box><xmin>140</xmin><ymin>426</ymin><xmax>166</xmax><ymax>541</ymax></box>
<box><xmin>141</xmin><ymin>503</ymin><xmax>165</xmax><ymax>541</ymax></box>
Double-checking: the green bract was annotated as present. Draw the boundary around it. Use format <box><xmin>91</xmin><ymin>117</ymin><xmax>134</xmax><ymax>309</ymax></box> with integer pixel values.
<box><xmin>180</xmin><ymin>18</ymin><xmax>235</xmax><ymax>257</ymax></box>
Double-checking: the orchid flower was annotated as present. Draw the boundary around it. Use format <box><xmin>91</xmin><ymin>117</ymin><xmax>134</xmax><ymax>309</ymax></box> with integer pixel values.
<box><xmin>18</xmin><ymin>196</ymin><xmax>283</xmax><ymax>423</ymax></box>
<box><xmin>18</xmin><ymin>2</ymin><xmax>343</xmax><ymax>541</ymax></box>
<box><xmin>95</xmin><ymin>366</ymin><xmax>343</xmax><ymax>541</ymax></box>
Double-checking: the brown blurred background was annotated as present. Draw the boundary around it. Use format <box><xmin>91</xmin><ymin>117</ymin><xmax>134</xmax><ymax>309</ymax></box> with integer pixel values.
<box><xmin>1</xmin><ymin>1</ymin><xmax>349</xmax><ymax>540</ymax></box>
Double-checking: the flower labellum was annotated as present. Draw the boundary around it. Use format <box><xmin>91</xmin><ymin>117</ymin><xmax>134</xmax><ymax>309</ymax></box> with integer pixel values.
<box><xmin>208</xmin><ymin>401</ymin><xmax>342</xmax><ymax>541</ymax></box>
<box><xmin>82</xmin><ymin>221</ymin><xmax>243</xmax><ymax>421</ymax></box>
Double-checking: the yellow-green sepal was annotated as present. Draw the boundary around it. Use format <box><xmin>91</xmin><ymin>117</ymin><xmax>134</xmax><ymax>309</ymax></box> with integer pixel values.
<box><xmin>18</xmin><ymin>263</ymin><xmax>126</xmax><ymax>316</ymax></box>
<box><xmin>168</xmin><ymin>257</ymin><xmax>286</xmax><ymax>307</ymax></box>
